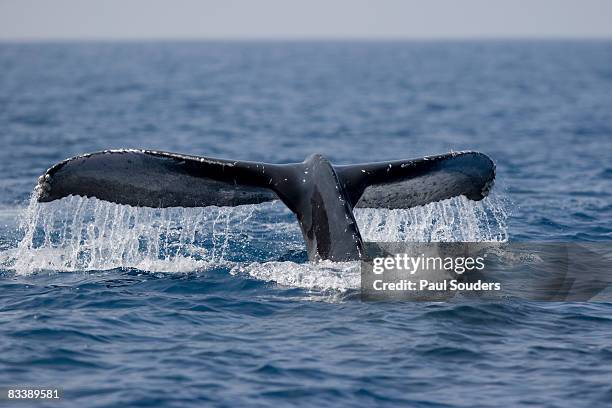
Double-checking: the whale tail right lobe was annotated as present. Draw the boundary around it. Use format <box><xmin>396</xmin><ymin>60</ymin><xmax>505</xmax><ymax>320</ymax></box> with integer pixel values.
<box><xmin>336</xmin><ymin>151</ymin><xmax>495</xmax><ymax>209</ymax></box>
<box><xmin>37</xmin><ymin>150</ymin><xmax>495</xmax><ymax>261</ymax></box>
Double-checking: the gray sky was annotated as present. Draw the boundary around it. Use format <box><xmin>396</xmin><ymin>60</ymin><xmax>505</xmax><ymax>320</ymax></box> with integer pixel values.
<box><xmin>1</xmin><ymin>0</ymin><xmax>611</xmax><ymax>41</ymax></box>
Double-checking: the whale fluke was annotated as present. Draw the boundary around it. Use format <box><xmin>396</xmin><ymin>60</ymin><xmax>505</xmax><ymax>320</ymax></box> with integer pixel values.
<box><xmin>36</xmin><ymin>149</ymin><xmax>495</xmax><ymax>261</ymax></box>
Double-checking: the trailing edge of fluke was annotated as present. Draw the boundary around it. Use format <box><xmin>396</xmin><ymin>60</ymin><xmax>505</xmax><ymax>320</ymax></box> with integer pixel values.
<box><xmin>36</xmin><ymin>149</ymin><xmax>495</xmax><ymax>262</ymax></box>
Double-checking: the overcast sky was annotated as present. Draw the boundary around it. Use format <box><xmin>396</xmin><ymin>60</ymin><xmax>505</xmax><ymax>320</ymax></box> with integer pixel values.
<box><xmin>1</xmin><ymin>0</ymin><xmax>611</xmax><ymax>41</ymax></box>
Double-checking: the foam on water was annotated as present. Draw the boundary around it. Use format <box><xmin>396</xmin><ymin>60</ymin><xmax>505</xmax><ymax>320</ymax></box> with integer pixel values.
<box><xmin>231</xmin><ymin>261</ymin><xmax>362</xmax><ymax>292</ymax></box>
<box><xmin>6</xmin><ymin>193</ymin><xmax>508</xmax><ymax>290</ymax></box>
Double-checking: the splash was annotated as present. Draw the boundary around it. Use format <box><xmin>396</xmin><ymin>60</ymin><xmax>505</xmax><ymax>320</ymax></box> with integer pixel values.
<box><xmin>6</xmin><ymin>193</ymin><xmax>507</xmax><ymax>280</ymax></box>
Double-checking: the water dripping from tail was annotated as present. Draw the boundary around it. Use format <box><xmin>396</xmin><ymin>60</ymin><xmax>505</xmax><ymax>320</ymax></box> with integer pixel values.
<box><xmin>355</xmin><ymin>195</ymin><xmax>508</xmax><ymax>243</ymax></box>
<box><xmin>7</xmin><ymin>192</ymin><xmax>508</xmax><ymax>278</ymax></box>
<box><xmin>9</xmin><ymin>195</ymin><xmax>298</xmax><ymax>275</ymax></box>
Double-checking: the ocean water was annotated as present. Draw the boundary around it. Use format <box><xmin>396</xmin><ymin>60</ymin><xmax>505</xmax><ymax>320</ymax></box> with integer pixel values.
<box><xmin>0</xmin><ymin>41</ymin><xmax>611</xmax><ymax>407</ymax></box>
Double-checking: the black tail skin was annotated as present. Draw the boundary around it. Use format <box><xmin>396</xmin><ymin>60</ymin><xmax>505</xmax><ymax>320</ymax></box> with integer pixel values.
<box><xmin>36</xmin><ymin>149</ymin><xmax>495</xmax><ymax>261</ymax></box>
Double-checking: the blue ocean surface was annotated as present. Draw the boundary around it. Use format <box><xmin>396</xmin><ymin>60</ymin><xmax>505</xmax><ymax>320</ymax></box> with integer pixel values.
<box><xmin>0</xmin><ymin>41</ymin><xmax>611</xmax><ymax>407</ymax></box>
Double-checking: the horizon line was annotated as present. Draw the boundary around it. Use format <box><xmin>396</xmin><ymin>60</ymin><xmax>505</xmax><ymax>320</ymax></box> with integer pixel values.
<box><xmin>2</xmin><ymin>35</ymin><xmax>612</xmax><ymax>44</ymax></box>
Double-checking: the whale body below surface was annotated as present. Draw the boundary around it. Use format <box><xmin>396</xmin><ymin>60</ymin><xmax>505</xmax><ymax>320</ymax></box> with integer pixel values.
<box><xmin>36</xmin><ymin>150</ymin><xmax>495</xmax><ymax>262</ymax></box>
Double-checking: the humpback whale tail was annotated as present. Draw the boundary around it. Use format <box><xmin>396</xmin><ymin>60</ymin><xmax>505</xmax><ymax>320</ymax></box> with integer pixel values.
<box><xmin>36</xmin><ymin>150</ymin><xmax>495</xmax><ymax>261</ymax></box>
